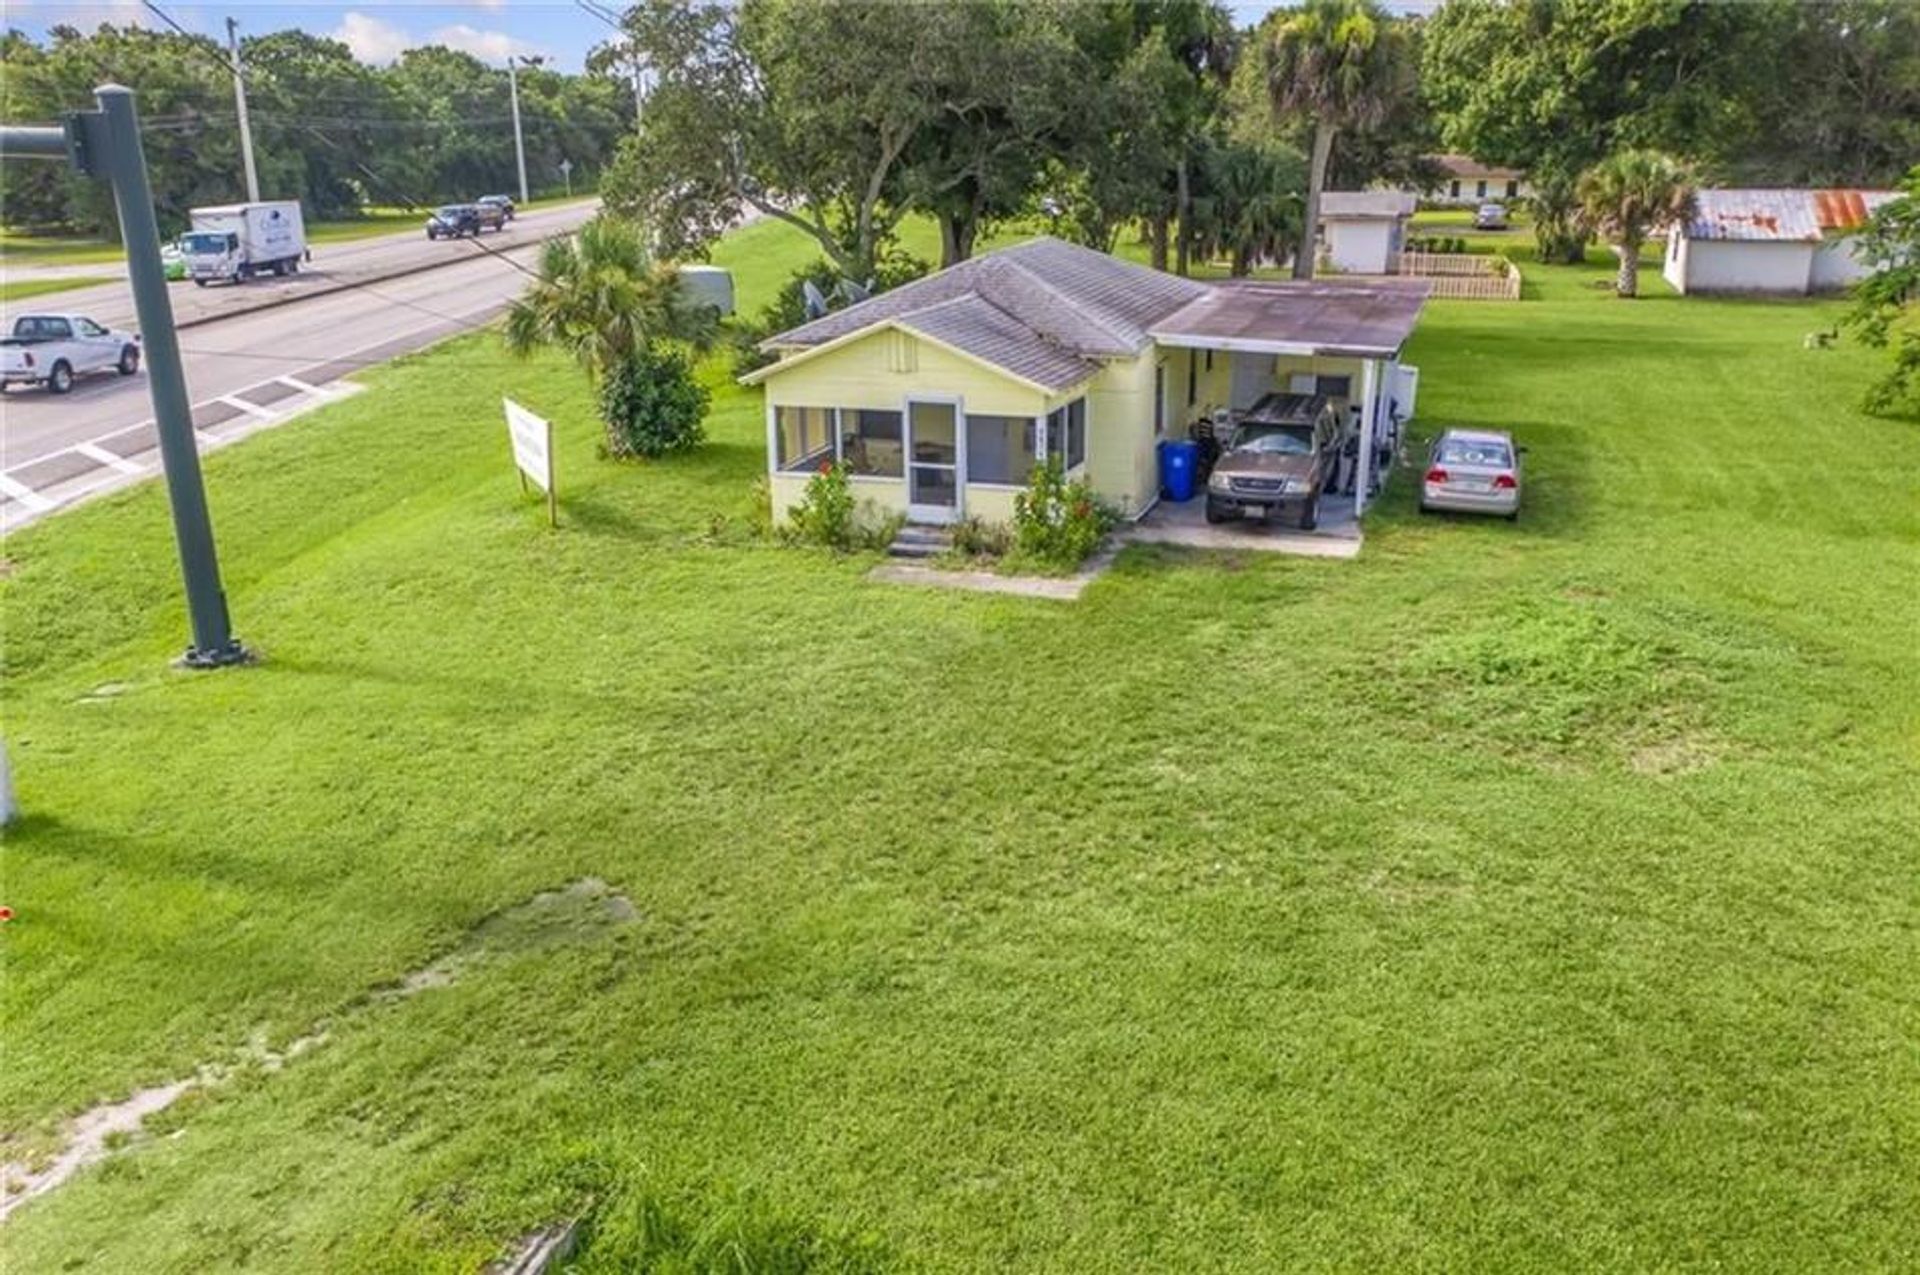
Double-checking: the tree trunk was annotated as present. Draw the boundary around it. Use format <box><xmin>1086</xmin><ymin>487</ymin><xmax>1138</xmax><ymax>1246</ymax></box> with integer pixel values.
<box><xmin>1613</xmin><ymin>241</ymin><xmax>1640</xmax><ymax>297</ymax></box>
<box><xmin>939</xmin><ymin>214</ymin><xmax>977</xmax><ymax>269</ymax></box>
<box><xmin>1295</xmin><ymin>122</ymin><xmax>1335</xmax><ymax>280</ymax></box>
<box><xmin>1149</xmin><ymin>215</ymin><xmax>1170</xmax><ymax>272</ymax></box>
<box><xmin>1175</xmin><ymin>154</ymin><xmax>1191</xmax><ymax>277</ymax></box>
<box><xmin>1231</xmin><ymin>245</ymin><xmax>1252</xmax><ymax>277</ymax></box>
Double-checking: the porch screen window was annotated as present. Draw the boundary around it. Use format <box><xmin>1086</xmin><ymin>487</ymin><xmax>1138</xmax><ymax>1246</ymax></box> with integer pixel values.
<box><xmin>840</xmin><ymin>409</ymin><xmax>904</xmax><ymax>477</ymax></box>
<box><xmin>1044</xmin><ymin>397</ymin><xmax>1087</xmax><ymax>471</ymax></box>
<box><xmin>967</xmin><ymin>414</ymin><xmax>1035</xmax><ymax>485</ymax></box>
<box><xmin>776</xmin><ymin>406</ymin><xmax>835</xmax><ymax>472</ymax></box>
<box><xmin>1316</xmin><ymin>375</ymin><xmax>1352</xmax><ymax>401</ymax></box>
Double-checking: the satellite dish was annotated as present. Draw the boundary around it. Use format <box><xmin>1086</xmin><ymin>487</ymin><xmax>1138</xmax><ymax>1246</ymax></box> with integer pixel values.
<box><xmin>801</xmin><ymin>280</ymin><xmax>830</xmax><ymax>319</ymax></box>
<box><xmin>837</xmin><ymin>276</ymin><xmax>871</xmax><ymax>304</ymax></box>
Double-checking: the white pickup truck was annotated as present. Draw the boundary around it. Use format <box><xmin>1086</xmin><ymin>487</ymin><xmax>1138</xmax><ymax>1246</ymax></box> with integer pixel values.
<box><xmin>0</xmin><ymin>313</ymin><xmax>141</xmax><ymax>394</ymax></box>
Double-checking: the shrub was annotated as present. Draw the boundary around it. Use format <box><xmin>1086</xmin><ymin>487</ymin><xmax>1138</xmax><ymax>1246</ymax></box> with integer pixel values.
<box><xmin>784</xmin><ymin>461</ymin><xmax>899</xmax><ymax>552</ymax></box>
<box><xmin>597</xmin><ymin>343</ymin><xmax>709</xmax><ymax>459</ymax></box>
<box><xmin>1009</xmin><ymin>460</ymin><xmax>1114</xmax><ymax>572</ymax></box>
<box><xmin>950</xmin><ymin>515</ymin><xmax>1012</xmax><ymax>560</ymax></box>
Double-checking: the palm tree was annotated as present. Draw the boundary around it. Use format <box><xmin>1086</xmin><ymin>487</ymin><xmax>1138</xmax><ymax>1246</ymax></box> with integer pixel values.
<box><xmin>1576</xmin><ymin>150</ymin><xmax>1698</xmax><ymax>298</ymax></box>
<box><xmin>1195</xmin><ymin>140</ymin><xmax>1304</xmax><ymax>275</ymax></box>
<box><xmin>1264</xmin><ymin>0</ymin><xmax>1412</xmax><ymax>280</ymax></box>
<box><xmin>503</xmin><ymin>214</ymin><xmax>717</xmax><ymax>383</ymax></box>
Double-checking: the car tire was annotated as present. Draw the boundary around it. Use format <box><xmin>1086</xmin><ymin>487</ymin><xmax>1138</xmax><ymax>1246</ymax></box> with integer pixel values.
<box><xmin>117</xmin><ymin>346</ymin><xmax>140</xmax><ymax>376</ymax></box>
<box><xmin>47</xmin><ymin>361</ymin><xmax>73</xmax><ymax>395</ymax></box>
<box><xmin>193</xmin><ymin>278</ymin><xmax>208</xmax><ymax>287</ymax></box>
<box><xmin>1298</xmin><ymin>492</ymin><xmax>1319</xmax><ymax>531</ymax></box>
<box><xmin>1505</xmin><ymin>510</ymin><xmax>1519</xmax><ymax>523</ymax></box>
<box><xmin>1204</xmin><ymin>500</ymin><xmax>1227</xmax><ymax>525</ymax></box>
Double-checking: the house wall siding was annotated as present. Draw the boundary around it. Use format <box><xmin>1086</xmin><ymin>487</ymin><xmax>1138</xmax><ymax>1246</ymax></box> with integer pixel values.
<box><xmin>1086</xmin><ymin>350</ymin><xmax>1161</xmax><ymax>516</ymax></box>
<box><xmin>763</xmin><ymin>331</ymin><xmax>1047</xmax><ymax>417</ymax></box>
<box><xmin>1325</xmin><ymin>220</ymin><xmax>1395</xmax><ymax>274</ymax></box>
<box><xmin>1670</xmin><ymin>239</ymin><xmax>1817</xmax><ymax>295</ymax></box>
<box><xmin>1810</xmin><ymin>238</ymin><xmax>1873</xmax><ymax>292</ymax></box>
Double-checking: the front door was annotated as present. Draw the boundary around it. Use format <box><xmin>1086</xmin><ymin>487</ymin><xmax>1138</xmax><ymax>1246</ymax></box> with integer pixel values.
<box><xmin>906</xmin><ymin>398</ymin><xmax>962</xmax><ymax>524</ymax></box>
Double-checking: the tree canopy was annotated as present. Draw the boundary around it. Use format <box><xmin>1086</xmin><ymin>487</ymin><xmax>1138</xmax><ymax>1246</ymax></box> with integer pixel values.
<box><xmin>0</xmin><ymin>23</ymin><xmax>633</xmax><ymax>234</ymax></box>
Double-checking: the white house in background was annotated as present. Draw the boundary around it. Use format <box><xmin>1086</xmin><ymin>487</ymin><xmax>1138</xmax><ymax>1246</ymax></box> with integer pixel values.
<box><xmin>1421</xmin><ymin>155</ymin><xmax>1530</xmax><ymax>207</ymax></box>
<box><xmin>1663</xmin><ymin>188</ymin><xmax>1896</xmax><ymax>296</ymax></box>
<box><xmin>1318</xmin><ymin>191</ymin><xmax>1416</xmax><ymax>275</ymax></box>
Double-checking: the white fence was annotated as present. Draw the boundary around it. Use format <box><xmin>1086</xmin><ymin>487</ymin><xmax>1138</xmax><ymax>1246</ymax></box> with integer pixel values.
<box><xmin>1396</xmin><ymin>251</ymin><xmax>1523</xmax><ymax>300</ymax></box>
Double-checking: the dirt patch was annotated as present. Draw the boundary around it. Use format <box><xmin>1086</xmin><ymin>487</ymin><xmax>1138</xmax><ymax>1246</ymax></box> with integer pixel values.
<box><xmin>1628</xmin><ymin>733</ymin><xmax>1722</xmax><ymax>777</ymax></box>
<box><xmin>371</xmin><ymin>877</ymin><xmax>638</xmax><ymax>1002</ymax></box>
<box><xmin>0</xmin><ymin>879</ymin><xmax>636</xmax><ymax>1224</ymax></box>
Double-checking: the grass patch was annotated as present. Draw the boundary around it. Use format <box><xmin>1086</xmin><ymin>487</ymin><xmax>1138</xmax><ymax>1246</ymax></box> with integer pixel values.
<box><xmin>1</xmin><ymin>221</ymin><xmax>1917</xmax><ymax>1272</ymax></box>
<box><xmin>0</xmin><ymin>275</ymin><xmax>117</xmax><ymax>303</ymax></box>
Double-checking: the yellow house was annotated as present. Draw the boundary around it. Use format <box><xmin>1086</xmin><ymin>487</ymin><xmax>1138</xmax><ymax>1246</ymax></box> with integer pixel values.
<box><xmin>741</xmin><ymin>237</ymin><xmax>1427</xmax><ymax>529</ymax></box>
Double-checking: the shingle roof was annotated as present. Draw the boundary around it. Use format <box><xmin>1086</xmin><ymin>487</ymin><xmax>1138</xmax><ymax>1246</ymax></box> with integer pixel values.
<box><xmin>893</xmin><ymin>294</ymin><xmax>1102</xmax><ymax>391</ymax></box>
<box><xmin>1319</xmin><ymin>191</ymin><xmax>1417</xmax><ymax>219</ymax></box>
<box><xmin>764</xmin><ymin>236</ymin><xmax>1209</xmax><ymax>361</ymax></box>
<box><xmin>752</xmin><ymin>236</ymin><xmax>1431</xmax><ymax>387</ymax></box>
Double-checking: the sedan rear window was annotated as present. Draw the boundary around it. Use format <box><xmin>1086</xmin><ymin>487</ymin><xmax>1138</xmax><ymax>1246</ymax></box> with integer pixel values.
<box><xmin>1437</xmin><ymin>439</ymin><xmax>1513</xmax><ymax>467</ymax></box>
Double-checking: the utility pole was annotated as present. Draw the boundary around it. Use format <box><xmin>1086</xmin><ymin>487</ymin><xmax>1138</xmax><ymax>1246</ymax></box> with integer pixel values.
<box><xmin>226</xmin><ymin>17</ymin><xmax>260</xmax><ymax>202</ymax></box>
<box><xmin>1</xmin><ymin>86</ymin><xmax>248</xmax><ymax>667</ymax></box>
<box><xmin>507</xmin><ymin>55</ymin><xmax>530</xmax><ymax>205</ymax></box>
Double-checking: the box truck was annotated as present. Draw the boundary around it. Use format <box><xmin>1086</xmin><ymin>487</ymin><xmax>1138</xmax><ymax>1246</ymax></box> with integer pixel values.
<box><xmin>183</xmin><ymin>201</ymin><xmax>307</xmax><ymax>286</ymax></box>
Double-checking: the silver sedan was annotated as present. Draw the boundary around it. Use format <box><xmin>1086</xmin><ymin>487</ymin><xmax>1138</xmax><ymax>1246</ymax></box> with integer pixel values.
<box><xmin>1419</xmin><ymin>428</ymin><xmax>1522</xmax><ymax>520</ymax></box>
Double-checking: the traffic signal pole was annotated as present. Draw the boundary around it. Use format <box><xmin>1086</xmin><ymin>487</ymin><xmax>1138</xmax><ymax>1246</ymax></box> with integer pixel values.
<box><xmin>1</xmin><ymin>84</ymin><xmax>247</xmax><ymax>667</ymax></box>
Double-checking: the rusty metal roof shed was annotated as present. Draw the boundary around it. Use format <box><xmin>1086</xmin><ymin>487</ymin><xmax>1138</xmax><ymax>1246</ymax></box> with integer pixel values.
<box><xmin>1684</xmin><ymin>188</ymin><xmax>1898</xmax><ymax>243</ymax></box>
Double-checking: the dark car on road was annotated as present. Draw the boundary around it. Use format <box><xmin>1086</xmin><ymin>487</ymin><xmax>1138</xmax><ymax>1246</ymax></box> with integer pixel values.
<box><xmin>477</xmin><ymin>194</ymin><xmax>516</xmax><ymax>223</ymax></box>
<box><xmin>426</xmin><ymin>203</ymin><xmax>505</xmax><ymax>239</ymax></box>
<box><xmin>1204</xmin><ymin>392</ymin><xmax>1343</xmax><ymax>530</ymax></box>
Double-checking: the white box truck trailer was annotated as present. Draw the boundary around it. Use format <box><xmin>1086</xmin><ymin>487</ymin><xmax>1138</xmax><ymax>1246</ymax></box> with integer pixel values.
<box><xmin>183</xmin><ymin>201</ymin><xmax>307</xmax><ymax>286</ymax></box>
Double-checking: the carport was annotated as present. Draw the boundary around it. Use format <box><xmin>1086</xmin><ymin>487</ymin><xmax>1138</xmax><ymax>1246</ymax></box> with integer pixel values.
<box><xmin>1147</xmin><ymin>278</ymin><xmax>1429</xmax><ymax>521</ymax></box>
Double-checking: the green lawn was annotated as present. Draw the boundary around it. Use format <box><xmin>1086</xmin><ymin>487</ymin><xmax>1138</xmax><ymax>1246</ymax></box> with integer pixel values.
<box><xmin>0</xmin><ymin>275</ymin><xmax>117</xmax><ymax>303</ymax></box>
<box><xmin>3</xmin><ymin>222</ymin><xmax>1917</xmax><ymax>1272</ymax></box>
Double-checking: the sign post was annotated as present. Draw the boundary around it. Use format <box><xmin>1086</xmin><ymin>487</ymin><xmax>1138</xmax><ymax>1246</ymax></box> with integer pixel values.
<box><xmin>559</xmin><ymin>157</ymin><xmax>573</xmax><ymax>199</ymax></box>
<box><xmin>503</xmin><ymin>398</ymin><xmax>556</xmax><ymax>527</ymax></box>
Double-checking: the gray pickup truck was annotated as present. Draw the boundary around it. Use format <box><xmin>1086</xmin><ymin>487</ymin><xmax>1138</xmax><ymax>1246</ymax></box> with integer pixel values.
<box><xmin>1204</xmin><ymin>392</ymin><xmax>1342</xmax><ymax>530</ymax></box>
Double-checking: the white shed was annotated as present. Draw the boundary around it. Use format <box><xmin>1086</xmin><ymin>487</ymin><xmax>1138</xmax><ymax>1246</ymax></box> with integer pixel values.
<box><xmin>1317</xmin><ymin>191</ymin><xmax>1416</xmax><ymax>276</ymax></box>
<box><xmin>1663</xmin><ymin>189</ymin><xmax>1894</xmax><ymax>297</ymax></box>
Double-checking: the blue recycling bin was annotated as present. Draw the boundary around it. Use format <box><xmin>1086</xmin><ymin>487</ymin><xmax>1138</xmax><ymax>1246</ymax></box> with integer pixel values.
<box><xmin>1159</xmin><ymin>438</ymin><xmax>1200</xmax><ymax>502</ymax></box>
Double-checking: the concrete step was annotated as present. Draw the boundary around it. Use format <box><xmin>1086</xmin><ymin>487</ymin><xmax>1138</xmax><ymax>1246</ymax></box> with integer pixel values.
<box><xmin>887</xmin><ymin>524</ymin><xmax>953</xmax><ymax>559</ymax></box>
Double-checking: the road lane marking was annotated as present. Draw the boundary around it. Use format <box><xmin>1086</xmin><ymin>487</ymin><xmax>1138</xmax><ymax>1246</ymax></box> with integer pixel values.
<box><xmin>0</xmin><ymin>472</ymin><xmax>55</xmax><ymax>512</ymax></box>
<box><xmin>75</xmin><ymin>443</ymin><xmax>146</xmax><ymax>476</ymax></box>
<box><xmin>276</xmin><ymin>375</ymin><xmax>339</xmax><ymax>398</ymax></box>
<box><xmin>217</xmin><ymin>394</ymin><xmax>279</xmax><ymax>421</ymax></box>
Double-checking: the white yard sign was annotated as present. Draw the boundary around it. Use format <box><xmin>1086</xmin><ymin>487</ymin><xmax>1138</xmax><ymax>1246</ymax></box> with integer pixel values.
<box><xmin>503</xmin><ymin>397</ymin><xmax>556</xmax><ymax>526</ymax></box>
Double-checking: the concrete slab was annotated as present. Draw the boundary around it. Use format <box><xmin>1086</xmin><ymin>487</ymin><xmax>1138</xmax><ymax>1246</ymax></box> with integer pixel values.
<box><xmin>1123</xmin><ymin>496</ymin><xmax>1364</xmax><ymax>559</ymax></box>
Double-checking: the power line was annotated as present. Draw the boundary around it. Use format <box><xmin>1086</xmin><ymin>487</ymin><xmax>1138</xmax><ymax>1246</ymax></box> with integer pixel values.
<box><xmin>137</xmin><ymin>0</ymin><xmax>544</xmax><ymax>283</ymax></box>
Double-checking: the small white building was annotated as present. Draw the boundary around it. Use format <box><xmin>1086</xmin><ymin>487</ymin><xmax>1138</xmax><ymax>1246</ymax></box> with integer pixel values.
<box><xmin>1663</xmin><ymin>188</ymin><xmax>1895</xmax><ymax>296</ymax></box>
<box><xmin>1317</xmin><ymin>191</ymin><xmax>1416</xmax><ymax>276</ymax></box>
<box><xmin>1422</xmin><ymin>155</ymin><xmax>1530</xmax><ymax>208</ymax></box>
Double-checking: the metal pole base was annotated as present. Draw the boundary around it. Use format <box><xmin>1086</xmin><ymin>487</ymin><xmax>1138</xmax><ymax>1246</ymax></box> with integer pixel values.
<box><xmin>175</xmin><ymin>639</ymin><xmax>255</xmax><ymax>669</ymax></box>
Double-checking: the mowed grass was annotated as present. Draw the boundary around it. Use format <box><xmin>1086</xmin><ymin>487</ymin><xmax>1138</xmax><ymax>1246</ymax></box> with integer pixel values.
<box><xmin>0</xmin><ymin>275</ymin><xmax>117</xmax><ymax>303</ymax></box>
<box><xmin>2</xmin><ymin>225</ymin><xmax>1918</xmax><ymax>1271</ymax></box>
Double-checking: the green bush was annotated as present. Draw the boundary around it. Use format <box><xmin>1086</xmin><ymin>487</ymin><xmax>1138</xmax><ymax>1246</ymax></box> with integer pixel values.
<box><xmin>784</xmin><ymin>461</ymin><xmax>900</xmax><ymax>552</ymax></box>
<box><xmin>949</xmin><ymin>514</ymin><xmax>1013</xmax><ymax>560</ymax></box>
<box><xmin>1009</xmin><ymin>460</ymin><xmax>1114</xmax><ymax>572</ymax></box>
<box><xmin>597</xmin><ymin>343</ymin><xmax>710</xmax><ymax>459</ymax></box>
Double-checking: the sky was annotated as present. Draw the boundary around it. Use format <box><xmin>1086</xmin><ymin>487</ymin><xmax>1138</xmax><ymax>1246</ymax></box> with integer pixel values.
<box><xmin>6</xmin><ymin>1</ymin><xmax>615</xmax><ymax>70</ymax></box>
<box><xmin>7</xmin><ymin>1</ymin><xmax>1442</xmax><ymax>75</ymax></box>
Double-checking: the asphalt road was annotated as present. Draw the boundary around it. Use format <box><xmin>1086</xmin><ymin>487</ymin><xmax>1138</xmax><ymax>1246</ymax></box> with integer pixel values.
<box><xmin>0</xmin><ymin>200</ymin><xmax>598</xmax><ymax>531</ymax></box>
